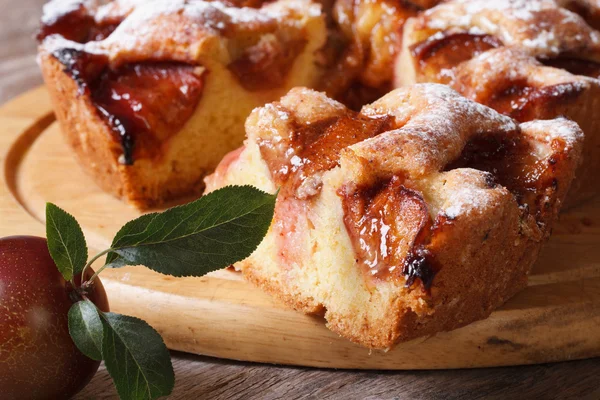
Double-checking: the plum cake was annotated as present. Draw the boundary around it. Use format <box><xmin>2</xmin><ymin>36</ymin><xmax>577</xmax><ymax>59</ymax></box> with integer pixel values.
<box><xmin>38</xmin><ymin>0</ymin><xmax>327</xmax><ymax>208</ymax></box>
<box><xmin>205</xmin><ymin>84</ymin><xmax>583</xmax><ymax>348</ymax></box>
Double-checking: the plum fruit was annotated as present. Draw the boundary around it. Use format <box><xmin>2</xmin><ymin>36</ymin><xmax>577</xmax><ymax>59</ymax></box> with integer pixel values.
<box><xmin>0</xmin><ymin>236</ymin><xmax>109</xmax><ymax>400</ymax></box>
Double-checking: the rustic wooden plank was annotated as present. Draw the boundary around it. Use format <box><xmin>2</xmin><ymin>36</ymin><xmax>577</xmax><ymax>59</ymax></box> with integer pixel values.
<box><xmin>77</xmin><ymin>353</ymin><xmax>600</xmax><ymax>400</ymax></box>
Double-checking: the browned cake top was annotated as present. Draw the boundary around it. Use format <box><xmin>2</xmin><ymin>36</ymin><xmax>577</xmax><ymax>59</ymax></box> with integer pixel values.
<box><xmin>248</xmin><ymin>85</ymin><xmax>582</xmax><ymax>289</ymax></box>
<box><xmin>408</xmin><ymin>0</ymin><xmax>600</xmax><ymax>78</ymax></box>
<box><xmin>404</xmin><ymin>0</ymin><xmax>600</xmax><ymax>124</ymax></box>
<box><xmin>450</xmin><ymin>47</ymin><xmax>599</xmax><ymax>121</ymax></box>
<box><xmin>37</xmin><ymin>0</ymin><xmax>279</xmax><ymax>43</ymax></box>
<box><xmin>256</xmin><ymin>102</ymin><xmax>394</xmax><ymax>198</ymax></box>
<box><xmin>414</xmin><ymin>0</ymin><xmax>600</xmax><ymax>57</ymax></box>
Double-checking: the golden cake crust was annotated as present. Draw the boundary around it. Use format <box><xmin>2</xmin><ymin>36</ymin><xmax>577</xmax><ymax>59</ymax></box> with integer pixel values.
<box><xmin>41</xmin><ymin>54</ymin><xmax>127</xmax><ymax>201</ymax></box>
<box><xmin>407</xmin><ymin>0</ymin><xmax>600</xmax><ymax>58</ymax></box>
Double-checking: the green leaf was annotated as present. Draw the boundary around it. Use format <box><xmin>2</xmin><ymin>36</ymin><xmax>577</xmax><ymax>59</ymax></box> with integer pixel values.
<box><xmin>106</xmin><ymin>185</ymin><xmax>277</xmax><ymax>277</ymax></box>
<box><xmin>100</xmin><ymin>312</ymin><xmax>174</xmax><ymax>400</ymax></box>
<box><xmin>68</xmin><ymin>300</ymin><xmax>103</xmax><ymax>361</ymax></box>
<box><xmin>105</xmin><ymin>213</ymin><xmax>159</xmax><ymax>268</ymax></box>
<box><xmin>46</xmin><ymin>203</ymin><xmax>88</xmax><ymax>281</ymax></box>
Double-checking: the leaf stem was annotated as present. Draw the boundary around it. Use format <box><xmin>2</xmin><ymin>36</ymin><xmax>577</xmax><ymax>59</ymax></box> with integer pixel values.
<box><xmin>81</xmin><ymin>248</ymin><xmax>112</xmax><ymax>285</ymax></box>
<box><xmin>86</xmin><ymin>263</ymin><xmax>109</xmax><ymax>286</ymax></box>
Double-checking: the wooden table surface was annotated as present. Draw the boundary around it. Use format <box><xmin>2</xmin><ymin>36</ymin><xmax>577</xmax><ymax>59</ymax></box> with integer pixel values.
<box><xmin>2</xmin><ymin>1</ymin><xmax>600</xmax><ymax>399</ymax></box>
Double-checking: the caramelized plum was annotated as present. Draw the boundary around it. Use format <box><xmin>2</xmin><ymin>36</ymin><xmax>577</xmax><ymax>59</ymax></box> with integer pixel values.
<box><xmin>229</xmin><ymin>37</ymin><xmax>306</xmax><ymax>91</ymax></box>
<box><xmin>560</xmin><ymin>0</ymin><xmax>600</xmax><ymax>31</ymax></box>
<box><xmin>91</xmin><ymin>62</ymin><xmax>206</xmax><ymax>164</ymax></box>
<box><xmin>258</xmin><ymin>102</ymin><xmax>443</xmax><ymax>288</ymax></box>
<box><xmin>341</xmin><ymin>176</ymin><xmax>438</xmax><ymax>288</ymax></box>
<box><xmin>446</xmin><ymin>131</ymin><xmax>567</xmax><ymax>222</ymax></box>
<box><xmin>37</xmin><ymin>5</ymin><xmax>95</xmax><ymax>43</ymax></box>
<box><xmin>411</xmin><ymin>32</ymin><xmax>502</xmax><ymax>83</ymax></box>
<box><xmin>53</xmin><ymin>49</ymin><xmax>206</xmax><ymax>164</ymax></box>
<box><xmin>483</xmin><ymin>80</ymin><xmax>585</xmax><ymax>122</ymax></box>
<box><xmin>542</xmin><ymin>56</ymin><xmax>600</xmax><ymax>79</ymax></box>
<box><xmin>258</xmin><ymin>108</ymin><xmax>393</xmax><ymax>196</ymax></box>
<box><xmin>485</xmin><ymin>81</ymin><xmax>536</xmax><ymax>117</ymax></box>
<box><xmin>37</xmin><ymin>5</ymin><xmax>119</xmax><ymax>43</ymax></box>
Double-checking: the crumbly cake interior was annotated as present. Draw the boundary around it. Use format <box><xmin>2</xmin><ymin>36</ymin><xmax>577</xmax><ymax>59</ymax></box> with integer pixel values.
<box><xmin>205</xmin><ymin>84</ymin><xmax>583</xmax><ymax>348</ymax></box>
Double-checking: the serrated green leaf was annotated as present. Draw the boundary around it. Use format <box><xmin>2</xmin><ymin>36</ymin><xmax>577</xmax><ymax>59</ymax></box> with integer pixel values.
<box><xmin>46</xmin><ymin>203</ymin><xmax>88</xmax><ymax>281</ymax></box>
<box><xmin>100</xmin><ymin>312</ymin><xmax>174</xmax><ymax>400</ymax></box>
<box><xmin>105</xmin><ymin>212</ymin><xmax>159</xmax><ymax>267</ymax></box>
<box><xmin>68</xmin><ymin>300</ymin><xmax>103</xmax><ymax>361</ymax></box>
<box><xmin>106</xmin><ymin>185</ymin><xmax>277</xmax><ymax>277</ymax></box>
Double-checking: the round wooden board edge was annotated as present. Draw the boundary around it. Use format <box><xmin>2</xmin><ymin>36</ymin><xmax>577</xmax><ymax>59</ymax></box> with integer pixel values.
<box><xmin>2</xmin><ymin>86</ymin><xmax>600</xmax><ymax>370</ymax></box>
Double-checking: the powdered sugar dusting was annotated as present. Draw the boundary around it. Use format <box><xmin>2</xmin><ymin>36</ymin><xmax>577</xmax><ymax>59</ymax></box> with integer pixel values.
<box><xmin>355</xmin><ymin>84</ymin><xmax>520</xmax><ymax>180</ymax></box>
<box><xmin>39</xmin><ymin>34</ymin><xmax>104</xmax><ymax>55</ymax></box>
<box><xmin>419</xmin><ymin>83</ymin><xmax>518</xmax><ymax>132</ymax></box>
<box><xmin>453</xmin><ymin>47</ymin><xmax>596</xmax><ymax>99</ymax></box>
<box><xmin>442</xmin><ymin>175</ymin><xmax>497</xmax><ymax>218</ymax></box>
<box><xmin>422</xmin><ymin>0</ymin><xmax>600</xmax><ymax>56</ymax></box>
<box><xmin>40</xmin><ymin>0</ymin><xmax>321</xmax><ymax>64</ymax></box>
<box><xmin>93</xmin><ymin>0</ymin><xmax>146</xmax><ymax>23</ymax></box>
<box><xmin>521</xmin><ymin>117</ymin><xmax>584</xmax><ymax>147</ymax></box>
<box><xmin>41</xmin><ymin>0</ymin><xmax>97</xmax><ymax>24</ymax></box>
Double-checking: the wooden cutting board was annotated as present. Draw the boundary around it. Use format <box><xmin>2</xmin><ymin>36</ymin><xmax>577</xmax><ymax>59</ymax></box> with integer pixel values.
<box><xmin>2</xmin><ymin>87</ymin><xmax>600</xmax><ymax>369</ymax></box>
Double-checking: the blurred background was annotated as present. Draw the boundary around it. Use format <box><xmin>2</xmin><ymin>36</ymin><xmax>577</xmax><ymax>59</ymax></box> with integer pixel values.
<box><xmin>0</xmin><ymin>0</ymin><xmax>44</xmax><ymax>103</ymax></box>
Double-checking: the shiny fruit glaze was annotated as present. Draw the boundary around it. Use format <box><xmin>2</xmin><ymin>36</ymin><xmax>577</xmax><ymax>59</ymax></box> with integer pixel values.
<box><xmin>341</xmin><ymin>176</ymin><xmax>438</xmax><ymax>288</ymax></box>
<box><xmin>229</xmin><ymin>37</ymin><xmax>306</xmax><ymax>91</ymax></box>
<box><xmin>258</xmin><ymin>108</ymin><xmax>393</xmax><ymax>196</ymax></box>
<box><xmin>411</xmin><ymin>32</ymin><xmax>502</xmax><ymax>84</ymax></box>
<box><xmin>92</xmin><ymin>62</ymin><xmax>206</xmax><ymax>164</ymax></box>
<box><xmin>542</xmin><ymin>57</ymin><xmax>600</xmax><ymax>79</ymax></box>
<box><xmin>36</xmin><ymin>4</ymin><xmax>119</xmax><ymax>43</ymax></box>
<box><xmin>53</xmin><ymin>48</ymin><xmax>205</xmax><ymax>165</ymax></box>
<box><xmin>446</xmin><ymin>131</ymin><xmax>567</xmax><ymax>224</ymax></box>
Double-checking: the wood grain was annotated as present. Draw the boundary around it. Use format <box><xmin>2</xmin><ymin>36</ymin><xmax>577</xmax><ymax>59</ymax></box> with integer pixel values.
<box><xmin>2</xmin><ymin>89</ymin><xmax>600</xmax><ymax>400</ymax></box>
<box><xmin>1</xmin><ymin>0</ymin><xmax>599</xmax><ymax>398</ymax></box>
<box><xmin>4</xmin><ymin>95</ymin><xmax>600</xmax><ymax>370</ymax></box>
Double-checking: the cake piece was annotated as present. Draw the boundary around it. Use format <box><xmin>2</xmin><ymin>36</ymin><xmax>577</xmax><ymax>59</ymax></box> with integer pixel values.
<box><xmin>38</xmin><ymin>0</ymin><xmax>326</xmax><ymax>209</ymax></box>
<box><xmin>317</xmin><ymin>0</ymin><xmax>442</xmax><ymax>109</ymax></box>
<box><xmin>205</xmin><ymin>84</ymin><xmax>583</xmax><ymax>348</ymax></box>
<box><xmin>395</xmin><ymin>0</ymin><xmax>600</xmax><ymax>207</ymax></box>
<box><xmin>558</xmin><ymin>0</ymin><xmax>600</xmax><ymax>30</ymax></box>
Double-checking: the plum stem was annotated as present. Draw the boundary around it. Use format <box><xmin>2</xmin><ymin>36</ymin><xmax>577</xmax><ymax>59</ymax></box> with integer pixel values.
<box><xmin>80</xmin><ymin>248</ymin><xmax>112</xmax><ymax>286</ymax></box>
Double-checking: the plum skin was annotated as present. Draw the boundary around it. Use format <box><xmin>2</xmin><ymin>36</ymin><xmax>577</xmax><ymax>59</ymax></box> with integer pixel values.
<box><xmin>0</xmin><ymin>236</ymin><xmax>109</xmax><ymax>400</ymax></box>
